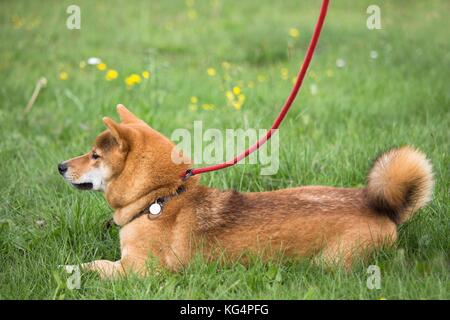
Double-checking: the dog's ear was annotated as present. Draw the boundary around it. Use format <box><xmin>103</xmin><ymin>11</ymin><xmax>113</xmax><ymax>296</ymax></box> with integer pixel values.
<box><xmin>103</xmin><ymin>117</ymin><xmax>130</xmax><ymax>152</ymax></box>
<box><xmin>116</xmin><ymin>104</ymin><xmax>141</xmax><ymax>124</ymax></box>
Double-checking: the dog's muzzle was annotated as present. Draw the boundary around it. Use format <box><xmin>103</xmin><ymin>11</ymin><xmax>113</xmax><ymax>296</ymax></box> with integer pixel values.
<box><xmin>57</xmin><ymin>162</ymin><xmax>94</xmax><ymax>190</ymax></box>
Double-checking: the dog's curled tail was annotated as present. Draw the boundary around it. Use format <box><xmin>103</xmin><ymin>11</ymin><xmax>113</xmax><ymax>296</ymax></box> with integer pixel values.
<box><xmin>367</xmin><ymin>146</ymin><xmax>434</xmax><ymax>224</ymax></box>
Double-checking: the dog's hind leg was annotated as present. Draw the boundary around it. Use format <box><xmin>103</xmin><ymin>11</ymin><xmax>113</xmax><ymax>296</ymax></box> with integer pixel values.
<box><xmin>314</xmin><ymin>223</ymin><xmax>397</xmax><ymax>269</ymax></box>
<box><xmin>314</xmin><ymin>239</ymin><xmax>359</xmax><ymax>269</ymax></box>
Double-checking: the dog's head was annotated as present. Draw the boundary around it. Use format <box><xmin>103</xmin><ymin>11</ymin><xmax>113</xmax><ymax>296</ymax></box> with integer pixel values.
<box><xmin>58</xmin><ymin>104</ymin><xmax>191</xmax><ymax>208</ymax></box>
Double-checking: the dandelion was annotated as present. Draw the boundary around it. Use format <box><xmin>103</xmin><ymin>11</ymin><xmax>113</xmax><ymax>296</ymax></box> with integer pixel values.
<box><xmin>79</xmin><ymin>61</ymin><xmax>86</xmax><ymax>69</ymax></box>
<box><xmin>97</xmin><ymin>63</ymin><xmax>107</xmax><ymax>71</ymax></box>
<box><xmin>288</xmin><ymin>28</ymin><xmax>300</xmax><ymax>38</ymax></box>
<box><xmin>190</xmin><ymin>96</ymin><xmax>198</xmax><ymax>104</ymax></box>
<box><xmin>226</xmin><ymin>88</ymin><xmax>245</xmax><ymax>111</ymax></box>
<box><xmin>336</xmin><ymin>58</ymin><xmax>346</xmax><ymax>68</ymax></box>
<box><xmin>142</xmin><ymin>71</ymin><xmax>150</xmax><ymax>79</ymax></box>
<box><xmin>125</xmin><ymin>73</ymin><xmax>142</xmax><ymax>87</ymax></box>
<box><xmin>207</xmin><ymin>68</ymin><xmax>217</xmax><ymax>77</ymax></box>
<box><xmin>35</xmin><ymin>219</ymin><xmax>45</xmax><ymax>228</ymax></box>
<box><xmin>202</xmin><ymin>103</ymin><xmax>215</xmax><ymax>111</ymax></box>
<box><xmin>189</xmin><ymin>95</ymin><xmax>199</xmax><ymax>111</ymax></box>
<box><xmin>233</xmin><ymin>102</ymin><xmax>242</xmax><ymax>110</ymax></box>
<box><xmin>59</xmin><ymin>71</ymin><xmax>69</xmax><ymax>81</ymax></box>
<box><xmin>133</xmin><ymin>74</ymin><xmax>142</xmax><ymax>83</ymax></box>
<box><xmin>370</xmin><ymin>50</ymin><xmax>379</xmax><ymax>60</ymax></box>
<box><xmin>87</xmin><ymin>57</ymin><xmax>101</xmax><ymax>65</ymax></box>
<box><xmin>105</xmin><ymin>69</ymin><xmax>118</xmax><ymax>81</ymax></box>
<box><xmin>187</xmin><ymin>9</ymin><xmax>197</xmax><ymax>20</ymax></box>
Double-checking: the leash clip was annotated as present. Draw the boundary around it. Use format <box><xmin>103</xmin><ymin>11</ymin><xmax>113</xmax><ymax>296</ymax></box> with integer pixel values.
<box><xmin>182</xmin><ymin>169</ymin><xmax>194</xmax><ymax>181</ymax></box>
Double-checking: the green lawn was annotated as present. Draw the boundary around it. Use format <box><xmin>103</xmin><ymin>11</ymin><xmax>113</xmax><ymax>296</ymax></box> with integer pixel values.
<box><xmin>0</xmin><ymin>0</ymin><xmax>449</xmax><ymax>299</ymax></box>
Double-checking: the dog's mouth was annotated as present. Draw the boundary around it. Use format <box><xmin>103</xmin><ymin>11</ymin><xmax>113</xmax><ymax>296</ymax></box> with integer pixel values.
<box><xmin>72</xmin><ymin>182</ymin><xmax>93</xmax><ymax>190</ymax></box>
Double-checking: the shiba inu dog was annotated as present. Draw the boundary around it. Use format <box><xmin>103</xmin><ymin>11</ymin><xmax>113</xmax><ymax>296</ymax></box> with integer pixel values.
<box><xmin>58</xmin><ymin>105</ymin><xmax>434</xmax><ymax>277</ymax></box>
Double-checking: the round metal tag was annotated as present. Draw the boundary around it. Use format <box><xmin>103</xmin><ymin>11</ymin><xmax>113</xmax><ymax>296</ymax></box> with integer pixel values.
<box><xmin>149</xmin><ymin>202</ymin><xmax>161</xmax><ymax>215</ymax></box>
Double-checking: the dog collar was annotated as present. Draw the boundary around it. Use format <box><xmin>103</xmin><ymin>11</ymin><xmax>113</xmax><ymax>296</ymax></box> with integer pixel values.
<box><xmin>123</xmin><ymin>186</ymin><xmax>186</xmax><ymax>226</ymax></box>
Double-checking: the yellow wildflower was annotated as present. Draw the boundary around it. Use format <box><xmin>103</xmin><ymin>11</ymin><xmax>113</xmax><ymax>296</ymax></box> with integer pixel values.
<box><xmin>288</xmin><ymin>28</ymin><xmax>300</xmax><ymax>38</ymax></box>
<box><xmin>190</xmin><ymin>96</ymin><xmax>198</xmax><ymax>104</ymax></box>
<box><xmin>133</xmin><ymin>74</ymin><xmax>142</xmax><ymax>83</ymax></box>
<box><xmin>125</xmin><ymin>73</ymin><xmax>142</xmax><ymax>86</ymax></box>
<box><xmin>238</xmin><ymin>94</ymin><xmax>245</xmax><ymax>103</ymax></box>
<box><xmin>142</xmin><ymin>71</ymin><xmax>150</xmax><ymax>79</ymax></box>
<box><xmin>233</xmin><ymin>102</ymin><xmax>242</xmax><ymax>110</ymax></box>
<box><xmin>232</xmin><ymin>86</ymin><xmax>241</xmax><ymax>95</ymax></box>
<box><xmin>59</xmin><ymin>71</ymin><xmax>69</xmax><ymax>81</ymax></box>
<box><xmin>97</xmin><ymin>63</ymin><xmax>107</xmax><ymax>71</ymax></box>
<box><xmin>207</xmin><ymin>68</ymin><xmax>217</xmax><ymax>77</ymax></box>
<box><xmin>202</xmin><ymin>103</ymin><xmax>215</xmax><ymax>111</ymax></box>
<box><xmin>105</xmin><ymin>69</ymin><xmax>118</xmax><ymax>81</ymax></box>
<box><xmin>226</xmin><ymin>91</ymin><xmax>234</xmax><ymax>101</ymax></box>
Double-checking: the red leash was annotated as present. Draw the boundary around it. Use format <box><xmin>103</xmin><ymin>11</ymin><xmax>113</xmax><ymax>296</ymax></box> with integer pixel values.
<box><xmin>184</xmin><ymin>0</ymin><xmax>329</xmax><ymax>180</ymax></box>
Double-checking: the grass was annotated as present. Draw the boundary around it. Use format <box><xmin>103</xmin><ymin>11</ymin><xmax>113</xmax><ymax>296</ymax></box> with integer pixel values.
<box><xmin>0</xmin><ymin>0</ymin><xmax>449</xmax><ymax>299</ymax></box>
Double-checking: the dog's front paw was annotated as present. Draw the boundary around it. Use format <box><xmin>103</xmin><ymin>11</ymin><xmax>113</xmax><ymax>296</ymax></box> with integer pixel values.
<box><xmin>81</xmin><ymin>260</ymin><xmax>124</xmax><ymax>279</ymax></box>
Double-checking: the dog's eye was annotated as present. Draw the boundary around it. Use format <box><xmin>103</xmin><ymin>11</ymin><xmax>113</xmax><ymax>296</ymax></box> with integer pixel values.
<box><xmin>92</xmin><ymin>152</ymin><xmax>100</xmax><ymax>160</ymax></box>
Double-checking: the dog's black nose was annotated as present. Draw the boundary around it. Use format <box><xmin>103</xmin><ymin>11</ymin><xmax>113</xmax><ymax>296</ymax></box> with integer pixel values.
<box><xmin>58</xmin><ymin>163</ymin><xmax>68</xmax><ymax>175</ymax></box>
